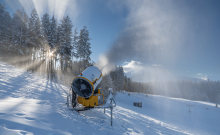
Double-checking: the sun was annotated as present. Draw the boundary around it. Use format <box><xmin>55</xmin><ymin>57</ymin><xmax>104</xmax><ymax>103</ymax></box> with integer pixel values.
<box><xmin>49</xmin><ymin>52</ymin><xmax>53</xmax><ymax>56</ymax></box>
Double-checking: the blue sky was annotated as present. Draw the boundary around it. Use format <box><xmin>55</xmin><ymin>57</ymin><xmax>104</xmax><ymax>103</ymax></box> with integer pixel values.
<box><xmin>1</xmin><ymin>0</ymin><xmax>220</xmax><ymax>81</ymax></box>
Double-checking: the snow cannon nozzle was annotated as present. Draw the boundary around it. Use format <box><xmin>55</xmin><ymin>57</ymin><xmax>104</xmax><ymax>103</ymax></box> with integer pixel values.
<box><xmin>71</xmin><ymin>66</ymin><xmax>102</xmax><ymax>98</ymax></box>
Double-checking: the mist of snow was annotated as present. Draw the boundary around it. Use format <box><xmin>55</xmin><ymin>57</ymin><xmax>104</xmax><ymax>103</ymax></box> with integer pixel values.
<box><xmin>97</xmin><ymin>0</ymin><xmax>188</xmax><ymax>80</ymax></box>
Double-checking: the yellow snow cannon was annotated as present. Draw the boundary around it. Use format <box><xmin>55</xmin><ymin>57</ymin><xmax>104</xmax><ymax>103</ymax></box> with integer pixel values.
<box><xmin>70</xmin><ymin>65</ymin><xmax>104</xmax><ymax>108</ymax></box>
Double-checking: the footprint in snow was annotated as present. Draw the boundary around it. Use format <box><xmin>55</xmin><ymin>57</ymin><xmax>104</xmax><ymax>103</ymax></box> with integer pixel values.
<box><xmin>24</xmin><ymin>117</ymin><xmax>35</xmax><ymax>121</ymax></box>
<box><xmin>14</xmin><ymin>113</ymin><xmax>25</xmax><ymax>116</ymax></box>
<box><xmin>100</xmin><ymin>119</ymin><xmax>105</xmax><ymax>123</ymax></box>
<box><xmin>20</xmin><ymin>131</ymin><xmax>29</xmax><ymax>135</ymax></box>
<box><xmin>0</xmin><ymin>113</ymin><xmax>5</xmax><ymax>116</ymax></box>
<box><xmin>78</xmin><ymin>127</ymin><xmax>85</xmax><ymax>132</ymax></box>
<box><xmin>40</xmin><ymin>119</ymin><xmax>50</xmax><ymax>124</ymax></box>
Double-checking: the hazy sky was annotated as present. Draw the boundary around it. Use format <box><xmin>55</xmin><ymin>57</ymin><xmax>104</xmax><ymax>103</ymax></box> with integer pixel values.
<box><xmin>1</xmin><ymin>0</ymin><xmax>220</xmax><ymax>81</ymax></box>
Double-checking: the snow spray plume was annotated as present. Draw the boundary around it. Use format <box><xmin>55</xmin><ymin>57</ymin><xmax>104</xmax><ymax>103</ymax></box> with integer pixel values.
<box><xmin>97</xmin><ymin>0</ymin><xmax>187</xmax><ymax>75</ymax></box>
<box><xmin>95</xmin><ymin>54</ymin><xmax>116</xmax><ymax>75</ymax></box>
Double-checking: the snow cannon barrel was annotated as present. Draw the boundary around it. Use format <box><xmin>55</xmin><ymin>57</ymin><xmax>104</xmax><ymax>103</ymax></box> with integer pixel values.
<box><xmin>71</xmin><ymin>66</ymin><xmax>102</xmax><ymax>98</ymax></box>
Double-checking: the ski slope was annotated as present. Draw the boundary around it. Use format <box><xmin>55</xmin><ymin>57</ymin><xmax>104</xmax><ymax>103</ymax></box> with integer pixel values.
<box><xmin>0</xmin><ymin>60</ymin><xmax>220</xmax><ymax>135</ymax></box>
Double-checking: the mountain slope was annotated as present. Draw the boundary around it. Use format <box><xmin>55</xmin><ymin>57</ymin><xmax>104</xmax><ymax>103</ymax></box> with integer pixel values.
<box><xmin>0</xmin><ymin>61</ymin><xmax>116</xmax><ymax>135</ymax></box>
<box><xmin>0</xmin><ymin>61</ymin><xmax>219</xmax><ymax>135</ymax></box>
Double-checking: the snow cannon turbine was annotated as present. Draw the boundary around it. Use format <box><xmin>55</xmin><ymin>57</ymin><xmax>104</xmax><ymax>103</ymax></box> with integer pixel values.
<box><xmin>70</xmin><ymin>65</ymin><xmax>104</xmax><ymax>108</ymax></box>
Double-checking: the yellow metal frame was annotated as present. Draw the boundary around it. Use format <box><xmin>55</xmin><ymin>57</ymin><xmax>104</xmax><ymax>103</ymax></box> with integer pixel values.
<box><xmin>77</xmin><ymin>89</ymin><xmax>104</xmax><ymax>107</ymax></box>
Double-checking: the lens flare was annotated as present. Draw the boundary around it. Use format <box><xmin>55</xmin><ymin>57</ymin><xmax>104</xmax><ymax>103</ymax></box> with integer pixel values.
<box><xmin>49</xmin><ymin>52</ymin><xmax>53</xmax><ymax>56</ymax></box>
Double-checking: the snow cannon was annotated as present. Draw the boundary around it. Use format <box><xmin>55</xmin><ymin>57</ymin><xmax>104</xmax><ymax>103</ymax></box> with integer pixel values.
<box><xmin>70</xmin><ymin>65</ymin><xmax>104</xmax><ymax>108</ymax></box>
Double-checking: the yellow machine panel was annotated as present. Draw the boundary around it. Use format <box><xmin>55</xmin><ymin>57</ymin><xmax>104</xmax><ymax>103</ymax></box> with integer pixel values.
<box><xmin>77</xmin><ymin>89</ymin><xmax>104</xmax><ymax>107</ymax></box>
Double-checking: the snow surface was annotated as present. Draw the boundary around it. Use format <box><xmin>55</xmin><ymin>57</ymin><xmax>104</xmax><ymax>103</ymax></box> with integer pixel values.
<box><xmin>0</xmin><ymin>61</ymin><xmax>220</xmax><ymax>135</ymax></box>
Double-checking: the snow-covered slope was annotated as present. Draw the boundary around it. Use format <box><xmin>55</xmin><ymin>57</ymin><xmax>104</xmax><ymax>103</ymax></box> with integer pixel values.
<box><xmin>0</xmin><ymin>61</ymin><xmax>220</xmax><ymax>135</ymax></box>
<box><xmin>115</xmin><ymin>92</ymin><xmax>220</xmax><ymax>135</ymax></box>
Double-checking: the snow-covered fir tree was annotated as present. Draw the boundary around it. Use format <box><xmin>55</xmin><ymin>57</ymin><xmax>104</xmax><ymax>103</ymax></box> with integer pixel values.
<box><xmin>12</xmin><ymin>9</ymin><xmax>29</xmax><ymax>55</ymax></box>
<box><xmin>0</xmin><ymin>3</ymin><xmax>7</xmax><ymax>42</ymax></box>
<box><xmin>110</xmin><ymin>66</ymin><xmax>124</xmax><ymax>91</ymax></box>
<box><xmin>123</xmin><ymin>75</ymin><xmax>128</xmax><ymax>90</ymax></box>
<box><xmin>118</xmin><ymin>66</ymin><xmax>125</xmax><ymax>90</ymax></box>
<box><xmin>100</xmin><ymin>73</ymin><xmax>114</xmax><ymax>91</ymax></box>
<box><xmin>72</xmin><ymin>28</ymin><xmax>78</xmax><ymax>59</ymax></box>
<box><xmin>3</xmin><ymin>11</ymin><xmax>12</xmax><ymax>46</ymax></box>
<box><xmin>56</xmin><ymin>25</ymin><xmax>62</xmax><ymax>54</ymax></box>
<box><xmin>127</xmin><ymin>78</ymin><xmax>131</xmax><ymax>92</ymax></box>
<box><xmin>41</xmin><ymin>13</ymin><xmax>51</xmax><ymax>51</ymax></box>
<box><xmin>50</xmin><ymin>15</ymin><xmax>57</xmax><ymax>50</ymax></box>
<box><xmin>57</xmin><ymin>16</ymin><xmax>73</xmax><ymax>60</ymax></box>
<box><xmin>0</xmin><ymin>3</ymin><xmax>12</xmax><ymax>52</ymax></box>
<box><xmin>28</xmin><ymin>9</ymin><xmax>42</xmax><ymax>51</ymax></box>
<box><xmin>77</xmin><ymin>26</ymin><xmax>92</xmax><ymax>61</ymax></box>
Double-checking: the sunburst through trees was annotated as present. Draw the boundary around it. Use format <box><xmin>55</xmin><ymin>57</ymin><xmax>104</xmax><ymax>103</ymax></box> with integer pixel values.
<box><xmin>0</xmin><ymin>3</ymin><xmax>92</xmax><ymax>86</ymax></box>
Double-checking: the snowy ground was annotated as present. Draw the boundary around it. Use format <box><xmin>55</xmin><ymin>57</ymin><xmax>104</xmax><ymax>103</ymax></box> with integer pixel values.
<box><xmin>0</xmin><ymin>60</ymin><xmax>220</xmax><ymax>135</ymax></box>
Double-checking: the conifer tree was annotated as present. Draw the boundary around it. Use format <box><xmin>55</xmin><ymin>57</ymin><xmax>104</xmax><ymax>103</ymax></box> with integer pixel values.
<box><xmin>41</xmin><ymin>13</ymin><xmax>51</xmax><ymax>51</ymax></box>
<box><xmin>28</xmin><ymin>9</ymin><xmax>42</xmax><ymax>52</ymax></box>
<box><xmin>101</xmin><ymin>74</ymin><xmax>114</xmax><ymax>91</ymax></box>
<box><xmin>110</xmin><ymin>66</ymin><xmax>124</xmax><ymax>91</ymax></box>
<box><xmin>56</xmin><ymin>25</ymin><xmax>62</xmax><ymax>54</ymax></box>
<box><xmin>118</xmin><ymin>66</ymin><xmax>125</xmax><ymax>90</ymax></box>
<box><xmin>12</xmin><ymin>9</ymin><xmax>28</xmax><ymax>55</ymax></box>
<box><xmin>50</xmin><ymin>15</ymin><xmax>57</xmax><ymax>50</ymax></box>
<box><xmin>28</xmin><ymin>9</ymin><xmax>42</xmax><ymax>60</ymax></box>
<box><xmin>0</xmin><ymin>3</ymin><xmax>7</xmax><ymax>42</ymax></box>
<box><xmin>72</xmin><ymin>28</ymin><xmax>78</xmax><ymax>59</ymax></box>
<box><xmin>77</xmin><ymin>26</ymin><xmax>92</xmax><ymax>61</ymax></box>
<box><xmin>57</xmin><ymin>16</ymin><xmax>73</xmax><ymax>60</ymax></box>
<box><xmin>3</xmin><ymin>11</ymin><xmax>12</xmax><ymax>46</ymax></box>
<box><xmin>0</xmin><ymin>3</ymin><xmax>12</xmax><ymax>54</ymax></box>
<box><xmin>127</xmin><ymin>78</ymin><xmax>131</xmax><ymax>92</ymax></box>
<box><xmin>124</xmin><ymin>75</ymin><xmax>128</xmax><ymax>90</ymax></box>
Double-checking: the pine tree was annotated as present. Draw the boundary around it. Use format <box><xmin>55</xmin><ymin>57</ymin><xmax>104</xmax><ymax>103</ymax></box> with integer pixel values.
<box><xmin>3</xmin><ymin>11</ymin><xmax>12</xmax><ymax>46</ymax></box>
<box><xmin>41</xmin><ymin>13</ymin><xmax>51</xmax><ymax>51</ymax></box>
<box><xmin>20</xmin><ymin>10</ymin><xmax>29</xmax><ymax>55</ymax></box>
<box><xmin>101</xmin><ymin>74</ymin><xmax>114</xmax><ymax>91</ymax></box>
<box><xmin>28</xmin><ymin>8</ymin><xmax>43</xmax><ymax>61</ymax></box>
<box><xmin>56</xmin><ymin>25</ymin><xmax>62</xmax><ymax>54</ymax></box>
<box><xmin>0</xmin><ymin>3</ymin><xmax>12</xmax><ymax>55</ymax></box>
<box><xmin>50</xmin><ymin>15</ymin><xmax>57</xmax><ymax>50</ymax></box>
<box><xmin>11</xmin><ymin>9</ymin><xmax>28</xmax><ymax>55</ymax></box>
<box><xmin>0</xmin><ymin>3</ymin><xmax>6</xmax><ymax>42</ymax></box>
<box><xmin>72</xmin><ymin>28</ymin><xmax>78</xmax><ymax>59</ymax></box>
<box><xmin>118</xmin><ymin>66</ymin><xmax>125</xmax><ymax>90</ymax></box>
<box><xmin>28</xmin><ymin>9</ymin><xmax>42</xmax><ymax>50</ymax></box>
<box><xmin>127</xmin><ymin>78</ymin><xmax>131</xmax><ymax>92</ymax></box>
<box><xmin>77</xmin><ymin>26</ymin><xmax>92</xmax><ymax>61</ymax></box>
<box><xmin>124</xmin><ymin>75</ymin><xmax>128</xmax><ymax>91</ymax></box>
<box><xmin>110</xmin><ymin>66</ymin><xmax>124</xmax><ymax>91</ymax></box>
<box><xmin>57</xmin><ymin>16</ymin><xmax>73</xmax><ymax>60</ymax></box>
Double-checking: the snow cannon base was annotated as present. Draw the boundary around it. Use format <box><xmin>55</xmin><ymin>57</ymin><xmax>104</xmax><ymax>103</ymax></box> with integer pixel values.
<box><xmin>77</xmin><ymin>89</ymin><xmax>104</xmax><ymax>107</ymax></box>
<box><xmin>67</xmin><ymin>88</ymin><xmax>104</xmax><ymax>111</ymax></box>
